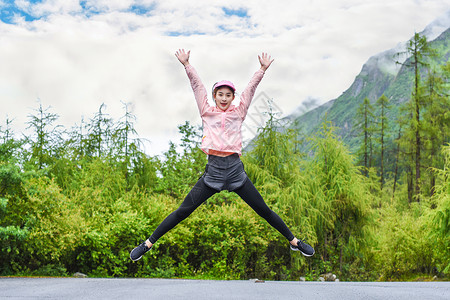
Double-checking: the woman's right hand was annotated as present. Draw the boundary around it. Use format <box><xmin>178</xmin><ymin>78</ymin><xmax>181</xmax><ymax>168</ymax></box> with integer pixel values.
<box><xmin>175</xmin><ymin>49</ymin><xmax>190</xmax><ymax>66</ymax></box>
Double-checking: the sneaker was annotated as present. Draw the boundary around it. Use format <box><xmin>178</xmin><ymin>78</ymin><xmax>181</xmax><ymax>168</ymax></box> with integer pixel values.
<box><xmin>130</xmin><ymin>241</ymin><xmax>152</xmax><ymax>261</ymax></box>
<box><xmin>290</xmin><ymin>239</ymin><xmax>315</xmax><ymax>257</ymax></box>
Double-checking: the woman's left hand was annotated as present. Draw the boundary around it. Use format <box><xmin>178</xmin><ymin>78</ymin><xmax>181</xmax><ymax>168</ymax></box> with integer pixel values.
<box><xmin>258</xmin><ymin>52</ymin><xmax>274</xmax><ymax>71</ymax></box>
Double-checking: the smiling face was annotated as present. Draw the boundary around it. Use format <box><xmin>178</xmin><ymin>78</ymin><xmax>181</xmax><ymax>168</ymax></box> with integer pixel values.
<box><xmin>213</xmin><ymin>86</ymin><xmax>235</xmax><ymax>111</ymax></box>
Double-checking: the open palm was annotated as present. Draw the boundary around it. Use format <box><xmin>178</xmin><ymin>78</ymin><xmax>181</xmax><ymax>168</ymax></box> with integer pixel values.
<box><xmin>258</xmin><ymin>52</ymin><xmax>274</xmax><ymax>71</ymax></box>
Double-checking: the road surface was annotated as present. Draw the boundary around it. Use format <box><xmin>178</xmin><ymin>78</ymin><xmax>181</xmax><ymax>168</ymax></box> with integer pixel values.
<box><xmin>0</xmin><ymin>277</ymin><xmax>449</xmax><ymax>299</ymax></box>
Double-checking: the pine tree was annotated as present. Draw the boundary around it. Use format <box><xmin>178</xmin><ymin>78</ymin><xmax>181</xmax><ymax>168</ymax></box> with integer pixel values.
<box><xmin>26</xmin><ymin>101</ymin><xmax>62</xmax><ymax>170</ymax></box>
<box><xmin>375</xmin><ymin>95</ymin><xmax>390</xmax><ymax>190</ymax></box>
<box><xmin>397</xmin><ymin>32</ymin><xmax>436</xmax><ymax>201</ymax></box>
<box><xmin>392</xmin><ymin>126</ymin><xmax>402</xmax><ymax>198</ymax></box>
<box><xmin>86</xmin><ymin>103</ymin><xmax>113</xmax><ymax>158</ymax></box>
<box><xmin>0</xmin><ymin>118</ymin><xmax>22</xmax><ymax>163</ymax></box>
<box><xmin>114</xmin><ymin>101</ymin><xmax>142</xmax><ymax>188</ymax></box>
<box><xmin>355</xmin><ymin>97</ymin><xmax>375</xmax><ymax>177</ymax></box>
<box><xmin>68</xmin><ymin>116</ymin><xmax>87</xmax><ymax>162</ymax></box>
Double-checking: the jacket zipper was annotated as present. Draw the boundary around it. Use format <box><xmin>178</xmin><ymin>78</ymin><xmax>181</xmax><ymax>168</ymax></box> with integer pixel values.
<box><xmin>220</xmin><ymin>112</ymin><xmax>226</xmax><ymax>149</ymax></box>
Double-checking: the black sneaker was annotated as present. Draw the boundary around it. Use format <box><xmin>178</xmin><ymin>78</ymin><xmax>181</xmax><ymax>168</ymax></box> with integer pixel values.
<box><xmin>290</xmin><ymin>239</ymin><xmax>315</xmax><ymax>257</ymax></box>
<box><xmin>130</xmin><ymin>242</ymin><xmax>152</xmax><ymax>261</ymax></box>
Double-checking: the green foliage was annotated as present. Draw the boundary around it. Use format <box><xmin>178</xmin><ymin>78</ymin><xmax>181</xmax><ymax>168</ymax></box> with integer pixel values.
<box><xmin>298</xmin><ymin>122</ymin><xmax>372</xmax><ymax>279</ymax></box>
<box><xmin>24</xmin><ymin>177</ymin><xmax>82</xmax><ymax>266</ymax></box>
<box><xmin>248</xmin><ymin>110</ymin><xmax>303</xmax><ymax>184</ymax></box>
<box><xmin>425</xmin><ymin>145</ymin><xmax>450</xmax><ymax>275</ymax></box>
<box><xmin>372</xmin><ymin>200</ymin><xmax>434</xmax><ymax>280</ymax></box>
<box><xmin>421</xmin><ymin>63</ymin><xmax>450</xmax><ymax>196</ymax></box>
<box><xmin>0</xmin><ymin>156</ymin><xmax>30</xmax><ymax>274</ymax></box>
<box><xmin>0</xmin><ymin>224</ymin><xmax>28</xmax><ymax>275</ymax></box>
<box><xmin>156</xmin><ymin>121</ymin><xmax>207</xmax><ymax>198</ymax></box>
<box><xmin>366</xmin><ymin>144</ymin><xmax>449</xmax><ymax>280</ymax></box>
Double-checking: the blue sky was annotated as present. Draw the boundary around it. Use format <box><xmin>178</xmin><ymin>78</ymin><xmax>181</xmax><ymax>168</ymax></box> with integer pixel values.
<box><xmin>1</xmin><ymin>0</ymin><xmax>36</xmax><ymax>23</ymax></box>
<box><xmin>0</xmin><ymin>1</ymin><xmax>155</xmax><ymax>25</ymax></box>
<box><xmin>223</xmin><ymin>7</ymin><xmax>248</xmax><ymax>18</ymax></box>
<box><xmin>0</xmin><ymin>0</ymin><xmax>449</xmax><ymax>155</ymax></box>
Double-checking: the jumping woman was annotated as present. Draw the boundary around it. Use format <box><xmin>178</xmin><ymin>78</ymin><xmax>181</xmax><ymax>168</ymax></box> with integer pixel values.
<box><xmin>130</xmin><ymin>49</ymin><xmax>314</xmax><ymax>261</ymax></box>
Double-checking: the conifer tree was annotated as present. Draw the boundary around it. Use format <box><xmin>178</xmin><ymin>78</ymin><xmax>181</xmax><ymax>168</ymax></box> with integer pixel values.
<box><xmin>392</xmin><ymin>126</ymin><xmax>402</xmax><ymax>198</ymax></box>
<box><xmin>68</xmin><ymin>116</ymin><xmax>87</xmax><ymax>162</ymax></box>
<box><xmin>0</xmin><ymin>118</ymin><xmax>21</xmax><ymax>163</ymax></box>
<box><xmin>355</xmin><ymin>97</ymin><xmax>375</xmax><ymax>177</ymax></box>
<box><xmin>114</xmin><ymin>101</ymin><xmax>141</xmax><ymax>188</ymax></box>
<box><xmin>397</xmin><ymin>32</ymin><xmax>436</xmax><ymax>201</ymax></box>
<box><xmin>26</xmin><ymin>102</ymin><xmax>62</xmax><ymax>170</ymax></box>
<box><xmin>375</xmin><ymin>95</ymin><xmax>390</xmax><ymax>190</ymax></box>
<box><xmin>398</xmin><ymin>105</ymin><xmax>415</xmax><ymax>202</ymax></box>
<box><xmin>86</xmin><ymin>103</ymin><xmax>113</xmax><ymax>158</ymax></box>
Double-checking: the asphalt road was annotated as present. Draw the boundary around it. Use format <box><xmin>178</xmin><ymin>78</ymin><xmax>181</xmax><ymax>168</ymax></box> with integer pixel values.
<box><xmin>0</xmin><ymin>277</ymin><xmax>449</xmax><ymax>300</ymax></box>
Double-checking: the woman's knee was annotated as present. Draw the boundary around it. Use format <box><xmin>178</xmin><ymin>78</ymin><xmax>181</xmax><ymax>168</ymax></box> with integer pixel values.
<box><xmin>257</xmin><ymin>207</ymin><xmax>274</xmax><ymax>220</ymax></box>
<box><xmin>174</xmin><ymin>206</ymin><xmax>193</xmax><ymax>220</ymax></box>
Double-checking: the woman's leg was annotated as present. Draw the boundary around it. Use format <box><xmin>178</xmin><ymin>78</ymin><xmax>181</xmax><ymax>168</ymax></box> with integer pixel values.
<box><xmin>148</xmin><ymin>177</ymin><xmax>217</xmax><ymax>244</ymax></box>
<box><xmin>234</xmin><ymin>178</ymin><xmax>295</xmax><ymax>242</ymax></box>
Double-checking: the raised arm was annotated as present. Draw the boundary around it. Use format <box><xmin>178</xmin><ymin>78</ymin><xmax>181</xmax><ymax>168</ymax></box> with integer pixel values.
<box><xmin>175</xmin><ymin>49</ymin><xmax>209</xmax><ymax>115</ymax></box>
<box><xmin>237</xmin><ymin>52</ymin><xmax>273</xmax><ymax>119</ymax></box>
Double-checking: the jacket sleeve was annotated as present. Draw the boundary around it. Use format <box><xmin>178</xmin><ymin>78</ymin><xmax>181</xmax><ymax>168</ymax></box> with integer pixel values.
<box><xmin>237</xmin><ymin>69</ymin><xmax>265</xmax><ymax>120</ymax></box>
<box><xmin>185</xmin><ymin>65</ymin><xmax>210</xmax><ymax>116</ymax></box>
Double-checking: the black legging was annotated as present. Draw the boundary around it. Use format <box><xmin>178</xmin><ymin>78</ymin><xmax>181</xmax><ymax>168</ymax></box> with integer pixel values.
<box><xmin>148</xmin><ymin>177</ymin><xmax>295</xmax><ymax>244</ymax></box>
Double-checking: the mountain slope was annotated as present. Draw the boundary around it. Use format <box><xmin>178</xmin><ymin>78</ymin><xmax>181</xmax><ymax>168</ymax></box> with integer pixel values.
<box><xmin>287</xmin><ymin>13</ymin><xmax>450</xmax><ymax>152</ymax></box>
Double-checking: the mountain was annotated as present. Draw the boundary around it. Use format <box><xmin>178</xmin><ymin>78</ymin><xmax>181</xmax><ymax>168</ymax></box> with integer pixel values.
<box><xmin>286</xmin><ymin>11</ymin><xmax>450</xmax><ymax>152</ymax></box>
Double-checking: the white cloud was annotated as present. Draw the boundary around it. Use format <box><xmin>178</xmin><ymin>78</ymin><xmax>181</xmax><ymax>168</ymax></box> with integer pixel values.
<box><xmin>0</xmin><ymin>1</ymin><xmax>449</xmax><ymax>155</ymax></box>
<box><xmin>82</xmin><ymin>0</ymin><xmax>135</xmax><ymax>12</ymax></box>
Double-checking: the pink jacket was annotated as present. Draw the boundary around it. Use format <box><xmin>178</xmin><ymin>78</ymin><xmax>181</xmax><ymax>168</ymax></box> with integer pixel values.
<box><xmin>185</xmin><ymin>64</ymin><xmax>265</xmax><ymax>156</ymax></box>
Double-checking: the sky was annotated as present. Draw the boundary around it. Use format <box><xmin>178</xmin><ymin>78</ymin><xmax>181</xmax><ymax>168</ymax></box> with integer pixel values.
<box><xmin>0</xmin><ymin>0</ymin><xmax>449</xmax><ymax>156</ymax></box>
